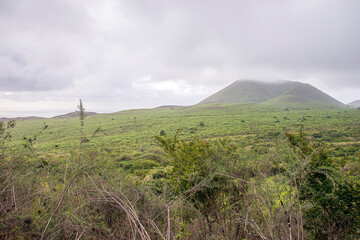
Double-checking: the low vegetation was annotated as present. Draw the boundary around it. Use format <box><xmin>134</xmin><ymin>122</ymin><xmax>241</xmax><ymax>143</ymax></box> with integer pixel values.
<box><xmin>1</xmin><ymin>101</ymin><xmax>359</xmax><ymax>239</ymax></box>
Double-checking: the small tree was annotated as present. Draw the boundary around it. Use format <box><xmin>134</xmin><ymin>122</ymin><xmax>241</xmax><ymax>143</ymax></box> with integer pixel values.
<box><xmin>155</xmin><ymin>131</ymin><xmax>239</xmax><ymax>237</ymax></box>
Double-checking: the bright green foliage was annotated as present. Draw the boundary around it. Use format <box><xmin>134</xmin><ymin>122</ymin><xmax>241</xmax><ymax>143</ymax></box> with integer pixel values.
<box><xmin>176</xmin><ymin>221</ymin><xmax>192</xmax><ymax>239</ymax></box>
<box><xmin>286</xmin><ymin>128</ymin><xmax>360</xmax><ymax>239</ymax></box>
<box><xmin>155</xmin><ymin>130</ymin><xmax>215</xmax><ymax>194</ymax></box>
<box><xmin>286</xmin><ymin>125</ymin><xmax>331</xmax><ymax>168</ymax></box>
<box><xmin>155</xmin><ymin>131</ymin><xmax>241</xmax><ymax>235</ymax></box>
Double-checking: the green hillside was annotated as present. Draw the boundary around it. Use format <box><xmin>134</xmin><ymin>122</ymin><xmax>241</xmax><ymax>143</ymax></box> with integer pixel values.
<box><xmin>199</xmin><ymin>80</ymin><xmax>344</xmax><ymax>106</ymax></box>
<box><xmin>277</xmin><ymin>83</ymin><xmax>343</xmax><ymax>106</ymax></box>
<box><xmin>8</xmin><ymin>102</ymin><xmax>357</xmax><ymax>155</ymax></box>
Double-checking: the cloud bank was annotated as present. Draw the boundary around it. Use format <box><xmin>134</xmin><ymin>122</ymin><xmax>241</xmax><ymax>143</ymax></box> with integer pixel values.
<box><xmin>1</xmin><ymin>0</ymin><xmax>359</xmax><ymax>116</ymax></box>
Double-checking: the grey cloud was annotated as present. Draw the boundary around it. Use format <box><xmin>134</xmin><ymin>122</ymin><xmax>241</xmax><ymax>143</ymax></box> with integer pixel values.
<box><xmin>0</xmin><ymin>0</ymin><xmax>359</xmax><ymax>116</ymax></box>
<box><xmin>118</xmin><ymin>0</ymin><xmax>360</xmax><ymax>88</ymax></box>
<box><xmin>0</xmin><ymin>53</ymin><xmax>77</xmax><ymax>91</ymax></box>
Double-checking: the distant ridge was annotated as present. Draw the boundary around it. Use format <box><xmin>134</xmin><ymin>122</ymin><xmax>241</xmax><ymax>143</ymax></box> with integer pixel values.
<box><xmin>155</xmin><ymin>105</ymin><xmax>184</xmax><ymax>109</ymax></box>
<box><xmin>1</xmin><ymin>112</ymin><xmax>98</xmax><ymax>121</ymax></box>
<box><xmin>52</xmin><ymin>111</ymin><xmax>97</xmax><ymax>119</ymax></box>
<box><xmin>199</xmin><ymin>80</ymin><xmax>343</xmax><ymax>106</ymax></box>
<box><xmin>347</xmin><ymin>100</ymin><xmax>360</xmax><ymax>107</ymax></box>
<box><xmin>0</xmin><ymin>116</ymin><xmax>45</xmax><ymax>122</ymax></box>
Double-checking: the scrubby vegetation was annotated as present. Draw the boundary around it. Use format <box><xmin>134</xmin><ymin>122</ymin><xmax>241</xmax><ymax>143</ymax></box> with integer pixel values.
<box><xmin>1</xmin><ymin>101</ymin><xmax>360</xmax><ymax>239</ymax></box>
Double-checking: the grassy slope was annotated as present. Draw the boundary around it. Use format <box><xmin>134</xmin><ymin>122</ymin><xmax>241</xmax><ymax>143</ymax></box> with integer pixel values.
<box><xmin>278</xmin><ymin>84</ymin><xmax>344</xmax><ymax>106</ymax></box>
<box><xmin>199</xmin><ymin>80</ymin><xmax>301</xmax><ymax>104</ymax></box>
<box><xmin>8</xmin><ymin>103</ymin><xmax>360</xmax><ymax>166</ymax></box>
<box><xmin>198</xmin><ymin>80</ymin><xmax>344</xmax><ymax>107</ymax></box>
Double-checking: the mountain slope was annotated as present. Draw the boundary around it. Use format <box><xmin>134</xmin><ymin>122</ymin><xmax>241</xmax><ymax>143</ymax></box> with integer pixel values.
<box><xmin>199</xmin><ymin>80</ymin><xmax>302</xmax><ymax>104</ymax></box>
<box><xmin>268</xmin><ymin>83</ymin><xmax>343</xmax><ymax>106</ymax></box>
<box><xmin>199</xmin><ymin>80</ymin><xmax>343</xmax><ymax>106</ymax></box>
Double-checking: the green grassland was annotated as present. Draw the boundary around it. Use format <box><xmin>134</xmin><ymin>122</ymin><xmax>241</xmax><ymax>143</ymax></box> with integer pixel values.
<box><xmin>6</xmin><ymin>102</ymin><xmax>360</xmax><ymax>189</ymax></box>
<box><xmin>2</xmin><ymin>102</ymin><xmax>360</xmax><ymax>239</ymax></box>
<box><xmin>10</xmin><ymin>102</ymin><xmax>360</xmax><ymax>160</ymax></box>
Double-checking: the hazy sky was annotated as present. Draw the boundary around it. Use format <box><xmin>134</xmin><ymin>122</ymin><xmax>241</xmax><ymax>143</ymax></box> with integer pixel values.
<box><xmin>1</xmin><ymin>0</ymin><xmax>359</xmax><ymax>117</ymax></box>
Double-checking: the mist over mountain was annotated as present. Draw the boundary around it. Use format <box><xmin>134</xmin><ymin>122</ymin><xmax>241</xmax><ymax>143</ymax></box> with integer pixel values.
<box><xmin>199</xmin><ymin>80</ymin><xmax>344</xmax><ymax>106</ymax></box>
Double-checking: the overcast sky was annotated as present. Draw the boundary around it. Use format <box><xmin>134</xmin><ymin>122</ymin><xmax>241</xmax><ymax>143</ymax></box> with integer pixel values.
<box><xmin>1</xmin><ymin>0</ymin><xmax>359</xmax><ymax>117</ymax></box>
